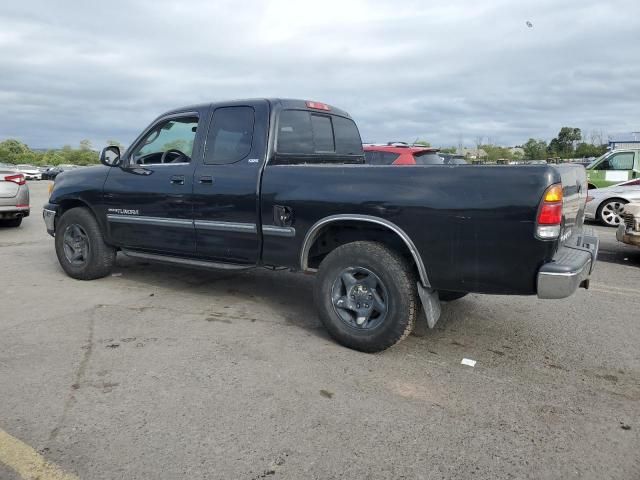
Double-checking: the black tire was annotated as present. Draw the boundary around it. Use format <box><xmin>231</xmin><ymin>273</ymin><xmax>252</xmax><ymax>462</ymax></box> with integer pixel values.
<box><xmin>0</xmin><ymin>217</ymin><xmax>22</xmax><ymax>228</ymax></box>
<box><xmin>597</xmin><ymin>198</ymin><xmax>628</xmax><ymax>227</ymax></box>
<box><xmin>438</xmin><ymin>291</ymin><xmax>468</xmax><ymax>302</ymax></box>
<box><xmin>314</xmin><ymin>241</ymin><xmax>418</xmax><ymax>353</ymax></box>
<box><xmin>55</xmin><ymin>207</ymin><xmax>116</xmax><ymax>280</ymax></box>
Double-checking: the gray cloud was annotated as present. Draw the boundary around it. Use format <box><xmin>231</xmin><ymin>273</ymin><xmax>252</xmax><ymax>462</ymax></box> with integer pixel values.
<box><xmin>1</xmin><ymin>0</ymin><xmax>639</xmax><ymax>148</ymax></box>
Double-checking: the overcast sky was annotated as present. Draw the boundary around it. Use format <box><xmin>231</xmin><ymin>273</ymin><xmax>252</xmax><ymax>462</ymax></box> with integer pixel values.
<box><xmin>1</xmin><ymin>0</ymin><xmax>639</xmax><ymax>149</ymax></box>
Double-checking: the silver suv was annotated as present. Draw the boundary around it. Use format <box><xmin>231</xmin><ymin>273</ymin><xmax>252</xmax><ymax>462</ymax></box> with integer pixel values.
<box><xmin>0</xmin><ymin>167</ymin><xmax>30</xmax><ymax>227</ymax></box>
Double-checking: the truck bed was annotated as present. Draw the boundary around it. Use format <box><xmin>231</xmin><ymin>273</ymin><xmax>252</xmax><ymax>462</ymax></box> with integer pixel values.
<box><xmin>260</xmin><ymin>163</ymin><xmax>587</xmax><ymax>295</ymax></box>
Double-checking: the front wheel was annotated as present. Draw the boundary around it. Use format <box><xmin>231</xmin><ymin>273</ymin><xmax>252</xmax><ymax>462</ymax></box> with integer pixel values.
<box><xmin>314</xmin><ymin>241</ymin><xmax>418</xmax><ymax>353</ymax></box>
<box><xmin>55</xmin><ymin>207</ymin><xmax>116</xmax><ymax>280</ymax></box>
<box><xmin>598</xmin><ymin>198</ymin><xmax>628</xmax><ymax>227</ymax></box>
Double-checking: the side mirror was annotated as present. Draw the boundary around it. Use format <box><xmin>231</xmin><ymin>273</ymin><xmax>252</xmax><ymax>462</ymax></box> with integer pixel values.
<box><xmin>100</xmin><ymin>146</ymin><xmax>121</xmax><ymax>167</ymax></box>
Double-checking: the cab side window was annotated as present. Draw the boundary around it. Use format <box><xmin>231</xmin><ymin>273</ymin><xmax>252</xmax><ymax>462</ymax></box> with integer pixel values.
<box><xmin>600</xmin><ymin>152</ymin><xmax>634</xmax><ymax>170</ymax></box>
<box><xmin>204</xmin><ymin>107</ymin><xmax>255</xmax><ymax>165</ymax></box>
<box><xmin>131</xmin><ymin>116</ymin><xmax>198</xmax><ymax>165</ymax></box>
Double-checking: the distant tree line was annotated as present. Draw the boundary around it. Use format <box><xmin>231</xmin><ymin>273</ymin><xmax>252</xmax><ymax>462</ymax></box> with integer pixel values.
<box><xmin>522</xmin><ymin>127</ymin><xmax>607</xmax><ymax>161</ymax></box>
<box><xmin>0</xmin><ymin>138</ymin><xmax>120</xmax><ymax>166</ymax></box>
<box><xmin>432</xmin><ymin>127</ymin><xmax>608</xmax><ymax>163</ymax></box>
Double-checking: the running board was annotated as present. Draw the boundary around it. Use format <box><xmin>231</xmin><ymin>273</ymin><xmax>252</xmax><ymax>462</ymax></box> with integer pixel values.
<box><xmin>121</xmin><ymin>249</ymin><xmax>254</xmax><ymax>271</ymax></box>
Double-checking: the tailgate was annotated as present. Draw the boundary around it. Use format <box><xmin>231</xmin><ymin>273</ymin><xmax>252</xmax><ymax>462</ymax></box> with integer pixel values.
<box><xmin>0</xmin><ymin>179</ymin><xmax>19</xmax><ymax>198</ymax></box>
<box><xmin>554</xmin><ymin>164</ymin><xmax>588</xmax><ymax>243</ymax></box>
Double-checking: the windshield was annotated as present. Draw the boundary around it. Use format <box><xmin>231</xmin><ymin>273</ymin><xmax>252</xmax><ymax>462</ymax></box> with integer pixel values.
<box><xmin>587</xmin><ymin>152</ymin><xmax>610</xmax><ymax>169</ymax></box>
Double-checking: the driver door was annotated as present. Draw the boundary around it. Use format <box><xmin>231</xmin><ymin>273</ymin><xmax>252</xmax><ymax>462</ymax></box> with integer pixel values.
<box><xmin>103</xmin><ymin>110</ymin><xmax>205</xmax><ymax>254</ymax></box>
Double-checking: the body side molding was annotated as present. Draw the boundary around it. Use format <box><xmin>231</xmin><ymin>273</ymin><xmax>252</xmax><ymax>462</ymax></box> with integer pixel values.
<box><xmin>107</xmin><ymin>214</ymin><xmax>192</xmax><ymax>227</ymax></box>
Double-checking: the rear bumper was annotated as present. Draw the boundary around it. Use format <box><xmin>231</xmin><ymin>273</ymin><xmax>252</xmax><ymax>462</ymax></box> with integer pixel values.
<box><xmin>0</xmin><ymin>204</ymin><xmax>30</xmax><ymax>219</ymax></box>
<box><xmin>537</xmin><ymin>228</ymin><xmax>599</xmax><ymax>299</ymax></box>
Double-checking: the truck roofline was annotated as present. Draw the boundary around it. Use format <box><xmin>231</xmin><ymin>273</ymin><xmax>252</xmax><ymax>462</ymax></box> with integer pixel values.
<box><xmin>158</xmin><ymin>98</ymin><xmax>353</xmax><ymax>120</ymax></box>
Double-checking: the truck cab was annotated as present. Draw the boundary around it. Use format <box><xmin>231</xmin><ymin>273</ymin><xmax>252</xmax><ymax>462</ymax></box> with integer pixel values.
<box><xmin>586</xmin><ymin>148</ymin><xmax>640</xmax><ymax>189</ymax></box>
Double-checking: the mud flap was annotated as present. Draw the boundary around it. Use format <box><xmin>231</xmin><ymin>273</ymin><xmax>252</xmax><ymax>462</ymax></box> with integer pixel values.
<box><xmin>417</xmin><ymin>283</ymin><xmax>441</xmax><ymax>329</ymax></box>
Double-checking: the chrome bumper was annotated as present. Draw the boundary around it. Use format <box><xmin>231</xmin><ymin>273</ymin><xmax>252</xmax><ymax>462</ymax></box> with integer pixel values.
<box><xmin>537</xmin><ymin>229</ymin><xmax>599</xmax><ymax>299</ymax></box>
<box><xmin>43</xmin><ymin>208</ymin><xmax>56</xmax><ymax>236</ymax></box>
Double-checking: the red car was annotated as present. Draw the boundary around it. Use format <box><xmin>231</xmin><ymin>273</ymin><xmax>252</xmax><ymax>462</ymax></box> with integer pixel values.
<box><xmin>363</xmin><ymin>143</ymin><xmax>445</xmax><ymax>165</ymax></box>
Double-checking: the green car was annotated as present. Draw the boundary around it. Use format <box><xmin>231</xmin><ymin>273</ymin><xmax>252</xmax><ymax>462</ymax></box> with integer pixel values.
<box><xmin>586</xmin><ymin>149</ymin><xmax>640</xmax><ymax>189</ymax></box>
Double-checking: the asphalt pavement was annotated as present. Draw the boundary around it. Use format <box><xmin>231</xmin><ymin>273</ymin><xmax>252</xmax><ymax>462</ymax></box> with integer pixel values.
<box><xmin>1</xmin><ymin>181</ymin><xmax>638</xmax><ymax>479</ymax></box>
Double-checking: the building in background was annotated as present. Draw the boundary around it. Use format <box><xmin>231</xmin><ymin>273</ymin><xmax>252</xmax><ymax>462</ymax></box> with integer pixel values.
<box><xmin>608</xmin><ymin>132</ymin><xmax>640</xmax><ymax>150</ymax></box>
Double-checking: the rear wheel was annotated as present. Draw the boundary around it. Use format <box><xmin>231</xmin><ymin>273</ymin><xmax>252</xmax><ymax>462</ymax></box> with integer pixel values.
<box><xmin>55</xmin><ymin>207</ymin><xmax>116</xmax><ymax>280</ymax></box>
<box><xmin>314</xmin><ymin>241</ymin><xmax>418</xmax><ymax>353</ymax></box>
<box><xmin>0</xmin><ymin>217</ymin><xmax>22</xmax><ymax>228</ymax></box>
<box><xmin>598</xmin><ymin>198</ymin><xmax>628</xmax><ymax>227</ymax></box>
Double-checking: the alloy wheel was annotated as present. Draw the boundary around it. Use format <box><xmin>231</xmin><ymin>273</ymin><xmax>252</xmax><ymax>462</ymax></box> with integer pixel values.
<box><xmin>330</xmin><ymin>266</ymin><xmax>389</xmax><ymax>330</ymax></box>
<box><xmin>63</xmin><ymin>224</ymin><xmax>90</xmax><ymax>265</ymax></box>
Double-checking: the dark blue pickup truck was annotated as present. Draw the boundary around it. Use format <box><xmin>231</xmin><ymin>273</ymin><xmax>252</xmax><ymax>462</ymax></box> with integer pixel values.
<box><xmin>44</xmin><ymin>99</ymin><xmax>598</xmax><ymax>352</ymax></box>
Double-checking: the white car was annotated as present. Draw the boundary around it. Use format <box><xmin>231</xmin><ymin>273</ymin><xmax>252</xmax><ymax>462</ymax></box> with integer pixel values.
<box><xmin>15</xmin><ymin>164</ymin><xmax>42</xmax><ymax>180</ymax></box>
<box><xmin>585</xmin><ymin>179</ymin><xmax>640</xmax><ymax>227</ymax></box>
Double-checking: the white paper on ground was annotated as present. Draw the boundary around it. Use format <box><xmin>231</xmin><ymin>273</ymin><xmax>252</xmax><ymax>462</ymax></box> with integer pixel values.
<box><xmin>461</xmin><ymin>358</ymin><xmax>476</xmax><ymax>367</ymax></box>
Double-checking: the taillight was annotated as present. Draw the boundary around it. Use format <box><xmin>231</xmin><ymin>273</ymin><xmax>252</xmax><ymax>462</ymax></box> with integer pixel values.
<box><xmin>3</xmin><ymin>173</ymin><xmax>25</xmax><ymax>186</ymax></box>
<box><xmin>536</xmin><ymin>184</ymin><xmax>563</xmax><ymax>239</ymax></box>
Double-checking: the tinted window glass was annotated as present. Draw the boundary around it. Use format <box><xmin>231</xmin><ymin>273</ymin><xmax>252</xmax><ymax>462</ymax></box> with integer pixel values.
<box><xmin>364</xmin><ymin>151</ymin><xmax>400</xmax><ymax>165</ymax></box>
<box><xmin>277</xmin><ymin>110</ymin><xmax>313</xmax><ymax>154</ymax></box>
<box><xmin>132</xmin><ymin>116</ymin><xmax>198</xmax><ymax>165</ymax></box>
<box><xmin>310</xmin><ymin>114</ymin><xmax>334</xmax><ymax>152</ymax></box>
<box><xmin>204</xmin><ymin>107</ymin><xmax>255</xmax><ymax>165</ymax></box>
<box><xmin>333</xmin><ymin>116</ymin><xmax>363</xmax><ymax>154</ymax></box>
<box><xmin>606</xmin><ymin>152</ymin><xmax>634</xmax><ymax>170</ymax></box>
<box><xmin>413</xmin><ymin>152</ymin><xmax>444</xmax><ymax>165</ymax></box>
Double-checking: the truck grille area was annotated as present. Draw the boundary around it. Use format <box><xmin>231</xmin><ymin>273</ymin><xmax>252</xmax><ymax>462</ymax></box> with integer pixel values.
<box><xmin>624</xmin><ymin>213</ymin><xmax>634</xmax><ymax>230</ymax></box>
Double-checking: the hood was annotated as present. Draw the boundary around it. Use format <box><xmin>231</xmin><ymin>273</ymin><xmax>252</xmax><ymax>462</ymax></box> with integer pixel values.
<box><xmin>623</xmin><ymin>202</ymin><xmax>640</xmax><ymax>218</ymax></box>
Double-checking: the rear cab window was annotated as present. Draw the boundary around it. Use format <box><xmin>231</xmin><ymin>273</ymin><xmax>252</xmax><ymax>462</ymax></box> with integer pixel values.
<box><xmin>275</xmin><ymin>108</ymin><xmax>363</xmax><ymax>164</ymax></box>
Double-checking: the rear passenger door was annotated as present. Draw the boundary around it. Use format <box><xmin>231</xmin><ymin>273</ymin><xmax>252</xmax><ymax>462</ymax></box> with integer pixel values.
<box><xmin>192</xmin><ymin>101</ymin><xmax>269</xmax><ymax>263</ymax></box>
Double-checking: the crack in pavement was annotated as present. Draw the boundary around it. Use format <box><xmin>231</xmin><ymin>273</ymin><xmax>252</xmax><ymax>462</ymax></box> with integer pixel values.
<box><xmin>47</xmin><ymin>308</ymin><xmax>96</xmax><ymax>444</ymax></box>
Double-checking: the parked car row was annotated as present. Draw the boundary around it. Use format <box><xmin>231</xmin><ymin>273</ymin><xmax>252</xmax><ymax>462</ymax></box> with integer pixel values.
<box><xmin>42</xmin><ymin>164</ymin><xmax>82</xmax><ymax>180</ymax></box>
<box><xmin>0</xmin><ymin>163</ymin><xmax>86</xmax><ymax>181</ymax></box>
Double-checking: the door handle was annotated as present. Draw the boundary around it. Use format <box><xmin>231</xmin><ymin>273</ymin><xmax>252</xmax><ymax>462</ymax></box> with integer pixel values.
<box><xmin>199</xmin><ymin>176</ymin><xmax>213</xmax><ymax>184</ymax></box>
<box><xmin>170</xmin><ymin>175</ymin><xmax>185</xmax><ymax>185</ymax></box>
